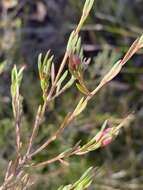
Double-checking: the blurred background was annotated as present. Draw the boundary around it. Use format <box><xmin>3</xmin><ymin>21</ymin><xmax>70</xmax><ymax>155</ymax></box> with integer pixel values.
<box><xmin>0</xmin><ymin>0</ymin><xmax>143</xmax><ymax>189</ymax></box>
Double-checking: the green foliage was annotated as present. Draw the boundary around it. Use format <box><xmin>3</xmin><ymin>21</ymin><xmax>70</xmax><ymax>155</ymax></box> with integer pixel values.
<box><xmin>83</xmin><ymin>0</ymin><xmax>95</xmax><ymax>16</ymax></box>
<box><xmin>38</xmin><ymin>51</ymin><xmax>54</xmax><ymax>101</ymax></box>
<box><xmin>57</xmin><ymin>167</ymin><xmax>93</xmax><ymax>190</ymax></box>
<box><xmin>67</xmin><ymin>32</ymin><xmax>79</xmax><ymax>54</ymax></box>
<box><xmin>11</xmin><ymin>65</ymin><xmax>24</xmax><ymax>117</ymax></box>
<box><xmin>72</xmin><ymin>98</ymin><xmax>88</xmax><ymax>117</ymax></box>
<box><xmin>56</xmin><ymin>70</ymin><xmax>69</xmax><ymax>94</ymax></box>
<box><xmin>11</xmin><ymin>65</ymin><xmax>24</xmax><ymax>98</ymax></box>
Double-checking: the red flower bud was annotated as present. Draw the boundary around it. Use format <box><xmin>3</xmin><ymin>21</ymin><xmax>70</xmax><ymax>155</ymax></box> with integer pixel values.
<box><xmin>102</xmin><ymin>137</ymin><xmax>112</xmax><ymax>147</ymax></box>
<box><xmin>96</xmin><ymin>127</ymin><xmax>113</xmax><ymax>147</ymax></box>
<box><xmin>69</xmin><ymin>54</ymin><xmax>81</xmax><ymax>71</ymax></box>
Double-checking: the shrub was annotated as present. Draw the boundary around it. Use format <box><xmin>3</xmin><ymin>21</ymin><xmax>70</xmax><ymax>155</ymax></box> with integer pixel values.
<box><xmin>0</xmin><ymin>0</ymin><xmax>143</xmax><ymax>189</ymax></box>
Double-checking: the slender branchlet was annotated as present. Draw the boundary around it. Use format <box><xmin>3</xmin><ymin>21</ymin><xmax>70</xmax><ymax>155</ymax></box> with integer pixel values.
<box><xmin>1</xmin><ymin>0</ymin><xmax>143</xmax><ymax>189</ymax></box>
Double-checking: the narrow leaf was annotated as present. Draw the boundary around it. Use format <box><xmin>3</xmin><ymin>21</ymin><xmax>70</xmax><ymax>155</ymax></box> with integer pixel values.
<box><xmin>73</xmin><ymin>98</ymin><xmax>87</xmax><ymax>117</ymax></box>
<box><xmin>57</xmin><ymin>70</ymin><xmax>68</xmax><ymax>87</ymax></box>
<box><xmin>76</xmin><ymin>83</ymin><xmax>89</xmax><ymax>96</ymax></box>
<box><xmin>101</xmin><ymin>60</ymin><xmax>122</xmax><ymax>85</ymax></box>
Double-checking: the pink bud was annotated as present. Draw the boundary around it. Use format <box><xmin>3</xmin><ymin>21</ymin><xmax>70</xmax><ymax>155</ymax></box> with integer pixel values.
<box><xmin>102</xmin><ymin>137</ymin><xmax>112</xmax><ymax>147</ymax></box>
<box><xmin>96</xmin><ymin>128</ymin><xmax>112</xmax><ymax>142</ymax></box>
<box><xmin>96</xmin><ymin>127</ymin><xmax>113</xmax><ymax>147</ymax></box>
<box><xmin>102</xmin><ymin>128</ymin><xmax>112</xmax><ymax>135</ymax></box>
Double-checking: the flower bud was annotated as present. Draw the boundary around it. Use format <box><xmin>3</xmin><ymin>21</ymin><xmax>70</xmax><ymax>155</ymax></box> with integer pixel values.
<box><xmin>69</xmin><ymin>54</ymin><xmax>81</xmax><ymax>71</ymax></box>
<box><xmin>102</xmin><ymin>137</ymin><xmax>112</xmax><ymax>147</ymax></box>
<box><xmin>96</xmin><ymin>127</ymin><xmax>113</xmax><ymax>147</ymax></box>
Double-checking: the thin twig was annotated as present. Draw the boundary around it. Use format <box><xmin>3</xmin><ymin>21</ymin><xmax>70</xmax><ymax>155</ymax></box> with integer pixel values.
<box><xmin>29</xmin><ymin>113</ymin><xmax>72</xmax><ymax>158</ymax></box>
<box><xmin>14</xmin><ymin>96</ymin><xmax>22</xmax><ymax>158</ymax></box>
<box><xmin>4</xmin><ymin>161</ymin><xmax>13</xmax><ymax>182</ymax></box>
<box><xmin>29</xmin><ymin>135</ymin><xmax>56</xmax><ymax>158</ymax></box>
<box><xmin>26</xmin><ymin>106</ymin><xmax>42</xmax><ymax>155</ymax></box>
<box><xmin>33</xmin><ymin>147</ymin><xmax>79</xmax><ymax>168</ymax></box>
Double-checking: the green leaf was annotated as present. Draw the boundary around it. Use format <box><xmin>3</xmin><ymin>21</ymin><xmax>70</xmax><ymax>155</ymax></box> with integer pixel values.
<box><xmin>43</xmin><ymin>50</ymin><xmax>51</xmax><ymax>67</ymax></box>
<box><xmin>46</xmin><ymin>55</ymin><xmax>54</xmax><ymax>74</ymax></box>
<box><xmin>59</xmin><ymin>148</ymin><xmax>73</xmax><ymax>157</ymax></box>
<box><xmin>18</xmin><ymin>66</ymin><xmax>25</xmax><ymax>85</ymax></box>
<box><xmin>101</xmin><ymin>120</ymin><xmax>108</xmax><ymax>131</ymax></box>
<box><xmin>75</xmin><ymin>37</ymin><xmax>84</xmax><ymax>61</ymax></box>
<box><xmin>76</xmin><ymin>83</ymin><xmax>89</xmax><ymax>96</ymax></box>
<box><xmin>11</xmin><ymin>65</ymin><xmax>24</xmax><ymax>117</ymax></box>
<box><xmin>83</xmin><ymin>0</ymin><xmax>95</xmax><ymax>15</ymax></box>
<box><xmin>67</xmin><ymin>31</ymin><xmax>75</xmax><ymax>52</ymax></box>
<box><xmin>73</xmin><ymin>98</ymin><xmax>88</xmax><ymax>117</ymax></box>
<box><xmin>67</xmin><ymin>32</ymin><xmax>79</xmax><ymax>53</ymax></box>
<box><xmin>121</xmin><ymin>38</ymin><xmax>141</xmax><ymax>65</ymax></box>
<box><xmin>57</xmin><ymin>167</ymin><xmax>93</xmax><ymax>190</ymax></box>
<box><xmin>11</xmin><ymin>65</ymin><xmax>24</xmax><ymax>98</ymax></box>
<box><xmin>138</xmin><ymin>34</ymin><xmax>143</xmax><ymax>48</ymax></box>
<box><xmin>57</xmin><ymin>71</ymin><xmax>68</xmax><ymax>87</ymax></box>
<box><xmin>56</xmin><ymin>70</ymin><xmax>68</xmax><ymax>94</ymax></box>
<box><xmin>100</xmin><ymin>60</ymin><xmax>122</xmax><ymax>85</ymax></box>
<box><xmin>62</xmin><ymin>75</ymin><xmax>75</xmax><ymax>89</ymax></box>
<box><xmin>37</xmin><ymin>51</ymin><xmax>54</xmax><ymax>99</ymax></box>
<box><xmin>38</xmin><ymin>53</ymin><xmax>42</xmax><ymax>76</ymax></box>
